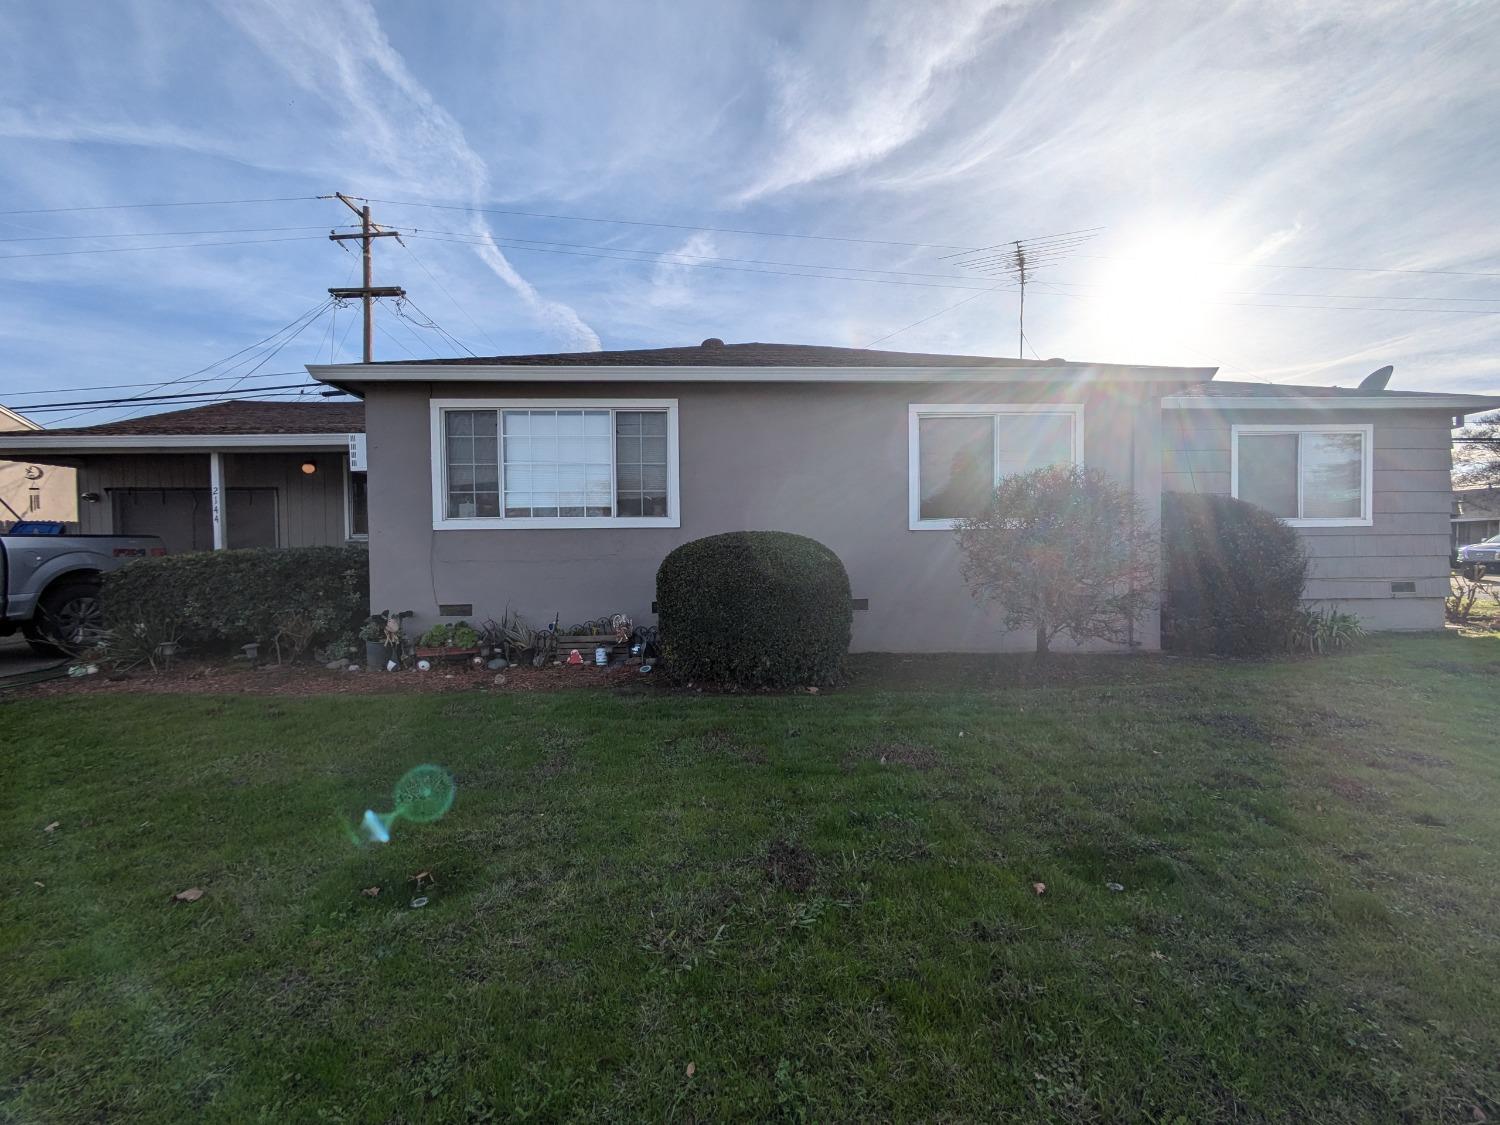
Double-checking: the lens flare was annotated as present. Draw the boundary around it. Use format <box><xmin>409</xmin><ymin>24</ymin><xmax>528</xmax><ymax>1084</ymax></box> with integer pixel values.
<box><xmin>354</xmin><ymin>764</ymin><xmax>456</xmax><ymax>844</ymax></box>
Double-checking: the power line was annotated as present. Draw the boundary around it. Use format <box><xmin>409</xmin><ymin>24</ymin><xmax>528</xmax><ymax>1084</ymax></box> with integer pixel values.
<box><xmin>355</xmin><ymin>193</ymin><xmax>1097</xmax><ymax>253</ymax></box>
<box><xmin>405</xmin><ymin>233</ymin><xmax>1021</xmax><ymax>293</ymax></box>
<box><xmin>0</xmin><ymin>195</ymin><xmax>319</xmax><ymax>217</ymax></box>
<box><xmin>1029</xmin><ymin>279</ymin><xmax>1500</xmax><ymax>316</ymax></box>
<box><xmin>41</xmin><ymin>298</ymin><xmax>335</xmax><ymax>426</ymax></box>
<box><xmin>17</xmin><ymin>382</ymin><xmax>324</xmax><ymax>411</ymax></box>
<box><xmin>1075</xmin><ymin>252</ymin><xmax>1500</xmax><ymax>281</ymax></box>
<box><xmin>0</xmin><ymin>370</ymin><xmax>307</xmax><ymax>399</ymax></box>
<box><xmin>405</xmin><ymin>227</ymin><xmax>1009</xmax><ymax>283</ymax></box>
<box><xmin>0</xmin><ymin>225</ymin><xmax>347</xmax><ymax>243</ymax></box>
<box><xmin>399</xmin><ymin>238</ymin><xmax>503</xmax><ymax>353</ymax></box>
<box><xmin>861</xmin><ymin>287</ymin><xmax>1003</xmax><ymax>349</ymax></box>
<box><xmin>0</xmin><ymin>234</ymin><xmax>327</xmax><ymax>261</ymax></box>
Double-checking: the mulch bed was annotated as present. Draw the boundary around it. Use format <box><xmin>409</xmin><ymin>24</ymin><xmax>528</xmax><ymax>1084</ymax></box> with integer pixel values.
<box><xmin>14</xmin><ymin>659</ymin><xmax>650</xmax><ymax>698</ymax></box>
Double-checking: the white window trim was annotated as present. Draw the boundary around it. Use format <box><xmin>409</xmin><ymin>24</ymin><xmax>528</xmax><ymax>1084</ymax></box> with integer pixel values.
<box><xmin>429</xmin><ymin>397</ymin><xmax>681</xmax><ymax>530</ymax></box>
<box><xmin>1230</xmin><ymin>423</ymin><xmax>1374</xmax><ymax>527</ymax></box>
<box><xmin>907</xmin><ymin>402</ymin><xmax>1085</xmax><ymax>531</ymax></box>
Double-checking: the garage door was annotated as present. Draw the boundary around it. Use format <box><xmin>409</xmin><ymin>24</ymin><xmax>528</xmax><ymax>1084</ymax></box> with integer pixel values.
<box><xmin>111</xmin><ymin>488</ymin><xmax>279</xmax><ymax>553</ymax></box>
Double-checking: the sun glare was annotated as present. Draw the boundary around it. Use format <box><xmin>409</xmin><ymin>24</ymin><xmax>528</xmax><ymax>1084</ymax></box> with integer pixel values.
<box><xmin>1079</xmin><ymin>226</ymin><xmax>1240</xmax><ymax>363</ymax></box>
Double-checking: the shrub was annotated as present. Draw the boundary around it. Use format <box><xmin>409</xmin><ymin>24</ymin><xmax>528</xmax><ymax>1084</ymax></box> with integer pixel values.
<box><xmin>1162</xmin><ymin>493</ymin><xmax>1308</xmax><ymax>654</ymax></box>
<box><xmin>656</xmin><ymin>531</ymin><xmax>852</xmax><ymax>687</ymax></box>
<box><xmin>102</xmin><ymin>546</ymin><xmax>369</xmax><ymax>658</ymax></box>
<box><xmin>1288</xmin><ymin>606</ymin><xmax>1364</xmax><ymax>654</ymax></box>
<box><xmin>954</xmin><ymin>465</ymin><xmax>1159</xmax><ymax>654</ymax></box>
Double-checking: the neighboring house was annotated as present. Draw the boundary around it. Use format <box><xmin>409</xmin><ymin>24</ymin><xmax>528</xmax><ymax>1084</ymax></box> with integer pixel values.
<box><xmin>307</xmin><ymin>341</ymin><xmax>1500</xmax><ymax>652</ymax></box>
<box><xmin>0</xmin><ymin>401</ymin><xmax>367</xmax><ymax>554</ymax></box>
<box><xmin>0</xmin><ymin>404</ymin><xmax>77</xmax><ymax>530</ymax></box>
<box><xmin>1452</xmin><ymin>485</ymin><xmax>1500</xmax><ymax>554</ymax></box>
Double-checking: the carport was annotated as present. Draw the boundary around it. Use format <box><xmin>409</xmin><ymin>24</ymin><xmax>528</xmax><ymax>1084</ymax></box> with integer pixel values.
<box><xmin>0</xmin><ymin>401</ymin><xmax>367</xmax><ymax>553</ymax></box>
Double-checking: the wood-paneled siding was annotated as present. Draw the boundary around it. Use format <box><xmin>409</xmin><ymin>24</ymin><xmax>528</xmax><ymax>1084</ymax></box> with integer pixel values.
<box><xmin>1162</xmin><ymin>408</ymin><xmax>1453</xmax><ymax>629</ymax></box>
<box><xmin>75</xmin><ymin>452</ymin><xmax>352</xmax><ymax>548</ymax></box>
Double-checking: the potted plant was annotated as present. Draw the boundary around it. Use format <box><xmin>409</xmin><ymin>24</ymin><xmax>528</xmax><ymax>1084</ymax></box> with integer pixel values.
<box><xmin>415</xmin><ymin>620</ymin><xmax>483</xmax><ymax>662</ymax></box>
<box><xmin>362</xmin><ymin>610</ymin><xmax>413</xmax><ymax>671</ymax></box>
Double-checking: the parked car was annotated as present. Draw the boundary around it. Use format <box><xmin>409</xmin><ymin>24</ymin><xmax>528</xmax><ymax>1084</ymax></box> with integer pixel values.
<box><xmin>1456</xmin><ymin>532</ymin><xmax>1500</xmax><ymax>579</ymax></box>
<box><xmin>0</xmin><ymin>532</ymin><xmax>166</xmax><ymax>655</ymax></box>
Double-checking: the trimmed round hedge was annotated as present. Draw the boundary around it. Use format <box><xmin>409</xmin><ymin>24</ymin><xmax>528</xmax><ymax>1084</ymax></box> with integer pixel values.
<box><xmin>1161</xmin><ymin>492</ymin><xmax>1308</xmax><ymax>655</ymax></box>
<box><xmin>656</xmin><ymin>531</ymin><xmax>852</xmax><ymax>687</ymax></box>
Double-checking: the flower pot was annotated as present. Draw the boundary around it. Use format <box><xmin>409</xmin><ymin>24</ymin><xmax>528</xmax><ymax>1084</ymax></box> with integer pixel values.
<box><xmin>365</xmin><ymin>640</ymin><xmax>387</xmax><ymax>672</ymax></box>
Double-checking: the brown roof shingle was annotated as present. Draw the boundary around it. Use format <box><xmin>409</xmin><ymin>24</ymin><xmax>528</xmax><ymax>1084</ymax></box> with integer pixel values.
<box><xmin>36</xmin><ymin>400</ymin><xmax>364</xmax><ymax>437</ymax></box>
<box><xmin>371</xmin><ymin>339</ymin><xmax>1198</xmax><ymax>372</ymax></box>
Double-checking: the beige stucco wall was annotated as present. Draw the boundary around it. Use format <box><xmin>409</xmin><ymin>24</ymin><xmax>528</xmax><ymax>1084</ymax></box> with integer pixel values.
<box><xmin>0</xmin><ymin>411</ymin><xmax>77</xmax><ymax>528</ymax></box>
<box><xmin>1162</xmin><ymin>407</ymin><xmax>1453</xmax><ymax>630</ymax></box>
<box><xmin>364</xmin><ymin>378</ymin><xmax>1171</xmax><ymax>653</ymax></box>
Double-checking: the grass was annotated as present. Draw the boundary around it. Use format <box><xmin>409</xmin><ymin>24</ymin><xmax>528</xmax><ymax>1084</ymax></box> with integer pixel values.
<box><xmin>3</xmin><ymin>634</ymin><xmax>1499</xmax><ymax>1123</ymax></box>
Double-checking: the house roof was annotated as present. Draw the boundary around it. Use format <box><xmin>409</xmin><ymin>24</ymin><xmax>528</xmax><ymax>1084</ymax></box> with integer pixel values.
<box><xmin>31</xmin><ymin>399</ymin><xmax>365</xmax><ymax>437</ymax></box>
<box><xmin>366</xmin><ymin>340</ymin><xmax>1195</xmax><ymax>370</ymax></box>
<box><xmin>312</xmin><ymin>339</ymin><xmax>1215</xmax><ymax>388</ymax></box>
<box><xmin>1165</xmin><ymin>379</ymin><xmax>1500</xmax><ymax>414</ymax></box>
<box><xmin>1454</xmin><ymin>486</ymin><xmax>1500</xmax><ymax>519</ymax></box>
<box><xmin>0</xmin><ymin>399</ymin><xmax>364</xmax><ymax>459</ymax></box>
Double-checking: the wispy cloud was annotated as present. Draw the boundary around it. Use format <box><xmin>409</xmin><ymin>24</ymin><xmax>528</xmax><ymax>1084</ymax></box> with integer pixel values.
<box><xmin>215</xmin><ymin>0</ymin><xmax>599</xmax><ymax>350</ymax></box>
<box><xmin>736</xmin><ymin>0</ymin><xmax>1021</xmax><ymax>202</ymax></box>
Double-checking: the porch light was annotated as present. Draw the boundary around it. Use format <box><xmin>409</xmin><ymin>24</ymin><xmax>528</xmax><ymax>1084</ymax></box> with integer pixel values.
<box><xmin>301</xmin><ymin>460</ymin><xmax>317</xmax><ymax>475</ymax></box>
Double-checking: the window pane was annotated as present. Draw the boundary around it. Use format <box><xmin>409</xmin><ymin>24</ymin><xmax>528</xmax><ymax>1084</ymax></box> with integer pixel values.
<box><xmin>994</xmin><ymin>414</ymin><xmax>1074</xmax><ymax>479</ymax></box>
<box><xmin>615</xmin><ymin>411</ymin><xmax>670</xmax><ymax>518</ymax></box>
<box><xmin>1237</xmin><ymin>433</ymin><xmax>1299</xmax><ymax>518</ymax></box>
<box><xmin>1302</xmin><ymin>432</ymin><xmax>1362</xmax><ymax>518</ymax></box>
<box><xmin>444</xmin><ymin>410</ymin><xmax>499</xmax><ymax>519</ymax></box>
<box><xmin>349</xmin><ymin>471</ymin><xmax>368</xmax><ymax>536</ymax></box>
<box><xmin>919</xmin><ymin>416</ymin><xmax>994</xmax><ymax>520</ymax></box>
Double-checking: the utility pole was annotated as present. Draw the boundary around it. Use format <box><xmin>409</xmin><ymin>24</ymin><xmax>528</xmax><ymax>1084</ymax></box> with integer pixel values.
<box><xmin>322</xmin><ymin>192</ymin><xmax>405</xmax><ymax>363</ymax></box>
<box><xmin>1012</xmin><ymin>240</ymin><xmax>1027</xmax><ymax>359</ymax></box>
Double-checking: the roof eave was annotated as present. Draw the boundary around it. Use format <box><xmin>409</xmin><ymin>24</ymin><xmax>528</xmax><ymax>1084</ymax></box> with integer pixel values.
<box><xmin>307</xmin><ymin>361</ymin><xmax>1216</xmax><ymax>386</ymax></box>
<box><xmin>0</xmin><ymin>432</ymin><xmax>358</xmax><ymax>455</ymax></box>
<box><xmin>1164</xmin><ymin>394</ymin><xmax>1500</xmax><ymax>414</ymax></box>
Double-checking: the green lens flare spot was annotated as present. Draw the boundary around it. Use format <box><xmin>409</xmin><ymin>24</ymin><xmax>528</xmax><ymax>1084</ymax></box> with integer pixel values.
<box><xmin>392</xmin><ymin>765</ymin><xmax>456</xmax><ymax>824</ymax></box>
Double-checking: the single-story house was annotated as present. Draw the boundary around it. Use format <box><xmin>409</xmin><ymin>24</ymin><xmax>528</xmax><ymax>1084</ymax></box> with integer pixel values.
<box><xmin>305</xmin><ymin>340</ymin><xmax>1500</xmax><ymax>652</ymax></box>
<box><xmin>0</xmin><ymin>401</ymin><xmax>367</xmax><ymax>553</ymax></box>
<box><xmin>0</xmin><ymin>404</ymin><xmax>77</xmax><ymax>530</ymax></box>
<box><xmin>1452</xmin><ymin>485</ymin><xmax>1500</xmax><ymax>553</ymax></box>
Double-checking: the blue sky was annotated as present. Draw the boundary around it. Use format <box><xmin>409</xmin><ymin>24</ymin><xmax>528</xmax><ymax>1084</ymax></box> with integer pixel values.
<box><xmin>2</xmin><ymin>0</ymin><xmax>1498</xmax><ymax>425</ymax></box>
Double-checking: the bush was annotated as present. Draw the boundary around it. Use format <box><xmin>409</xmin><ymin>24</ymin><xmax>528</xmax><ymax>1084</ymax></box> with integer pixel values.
<box><xmin>1162</xmin><ymin>493</ymin><xmax>1308</xmax><ymax>654</ymax></box>
<box><xmin>102</xmin><ymin>546</ymin><xmax>369</xmax><ymax>658</ymax></box>
<box><xmin>954</xmin><ymin>465</ymin><xmax>1158</xmax><ymax>654</ymax></box>
<box><xmin>656</xmin><ymin>531</ymin><xmax>852</xmax><ymax>687</ymax></box>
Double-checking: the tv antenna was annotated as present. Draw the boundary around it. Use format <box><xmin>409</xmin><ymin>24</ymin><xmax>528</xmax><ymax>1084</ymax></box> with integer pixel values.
<box><xmin>940</xmin><ymin>228</ymin><xmax>1101</xmax><ymax>357</ymax></box>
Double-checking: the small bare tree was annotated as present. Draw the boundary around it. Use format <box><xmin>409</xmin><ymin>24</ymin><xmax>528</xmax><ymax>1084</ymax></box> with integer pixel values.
<box><xmin>954</xmin><ymin>465</ymin><xmax>1159</xmax><ymax>655</ymax></box>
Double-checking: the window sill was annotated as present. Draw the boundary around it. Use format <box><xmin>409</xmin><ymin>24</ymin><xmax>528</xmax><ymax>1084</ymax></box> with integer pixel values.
<box><xmin>910</xmin><ymin>518</ymin><xmax>963</xmax><ymax>531</ymax></box>
<box><xmin>433</xmin><ymin>515</ymin><xmax>680</xmax><ymax>531</ymax></box>
<box><xmin>1280</xmin><ymin>516</ymin><xmax>1374</xmax><ymax>528</ymax></box>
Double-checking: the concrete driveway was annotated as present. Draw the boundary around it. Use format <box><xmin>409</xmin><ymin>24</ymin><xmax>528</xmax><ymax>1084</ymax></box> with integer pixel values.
<box><xmin>0</xmin><ymin>634</ymin><xmax>66</xmax><ymax>683</ymax></box>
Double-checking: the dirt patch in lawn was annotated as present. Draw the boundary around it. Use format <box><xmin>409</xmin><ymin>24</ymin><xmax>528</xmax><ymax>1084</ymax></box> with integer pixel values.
<box><xmin>698</xmin><ymin>727</ymin><xmax>769</xmax><ymax>764</ymax></box>
<box><xmin>842</xmin><ymin>741</ymin><xmax>944</xmax><ymax>771</ymax></box>
<box><xmin>1188</xmin><ymin>711</ymin><xmax>1281</xmax><ymax>744</ymax></box>
<box><xmin>15</xmin><ymin>659</ymin><xmax>647</xmax><ymax>698</ymax></box>
<box><xmin>765</xmin><ymin>838</ymin><xmax>817</xmax><ymax>893</ymax></box>
<box><xmin>1326</xmin><ymin>774</ymin><xmax>1387</xmax><ymax>807</ymax></box>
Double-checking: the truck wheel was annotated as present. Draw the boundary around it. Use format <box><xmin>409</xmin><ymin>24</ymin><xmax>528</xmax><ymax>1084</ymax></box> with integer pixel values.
<box><xmin>25</xmin><ymin>581</ymin><xmax>104</xmax><ymax>657</ymax></box>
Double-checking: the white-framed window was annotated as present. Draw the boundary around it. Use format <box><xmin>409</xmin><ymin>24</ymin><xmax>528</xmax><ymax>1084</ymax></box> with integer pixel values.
<box><xmin>1231</xmin><ymin>423</ymin><xmax>1373</xmax><ymax>527</ymax></box>
<box><xmin>908</xmin><ymin>403</ymin><xmax>1084</xmax><ymax>530</ymax></box>
<box><xmin>429</xmin><ymin>398</ymin><xmax>680</xmax><ymax>529</ymax></box>
<box><xmin>346</xmin><ymin>468</ymin><xmax>368</xmax><ymax>539</ymax></box>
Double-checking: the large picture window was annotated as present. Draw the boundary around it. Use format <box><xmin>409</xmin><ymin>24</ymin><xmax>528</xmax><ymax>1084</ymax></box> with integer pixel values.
<box><xmin>908</xmin><ymin>403</ymin><xmax>1083</xmax><ymax>529</ymax></box>
<box><xmin>1231</xmin><ymin>424</ymin><xmax>1372</xmax><ymax>526</ymax></box>
<box><xmin>431</xmin><ymin>399</ymin><xmax>679</xmax><ymax>528</ymax></box>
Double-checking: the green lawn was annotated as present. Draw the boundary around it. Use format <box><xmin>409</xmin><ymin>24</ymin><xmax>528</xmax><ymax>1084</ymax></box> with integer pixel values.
<box><xmin>3</xmin><ymin>635</ymin><xmax>1499</xmax><ymax>1123</ymax></box>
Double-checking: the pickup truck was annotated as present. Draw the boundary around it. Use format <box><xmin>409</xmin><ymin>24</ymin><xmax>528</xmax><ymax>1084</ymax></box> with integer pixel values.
<box><xmin>0</xmin><ymin>532</ymin><xmax>166</xmax><ymax>655</ymax></box>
